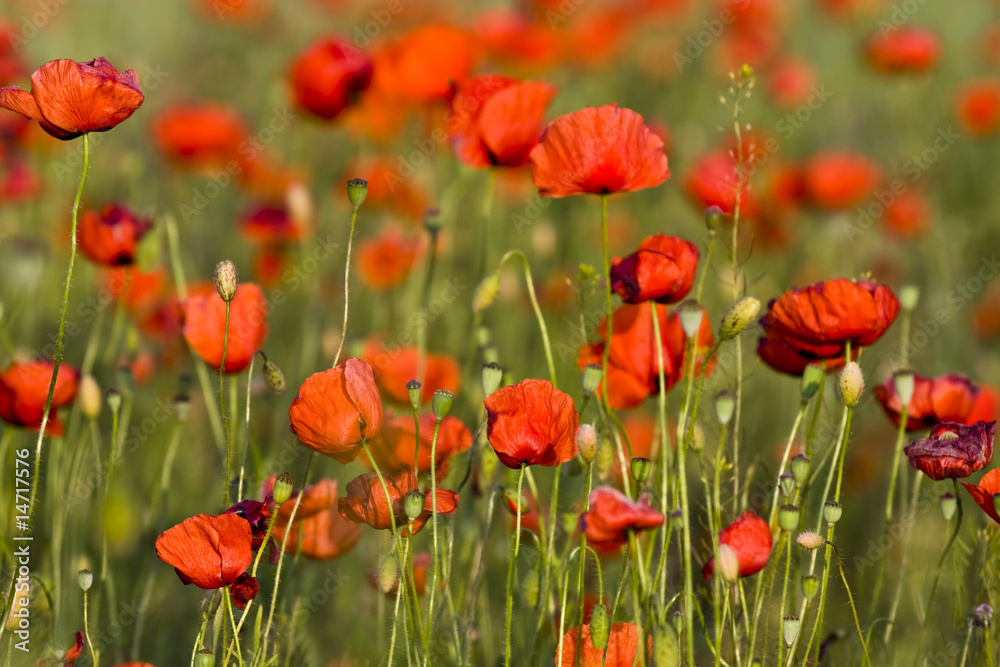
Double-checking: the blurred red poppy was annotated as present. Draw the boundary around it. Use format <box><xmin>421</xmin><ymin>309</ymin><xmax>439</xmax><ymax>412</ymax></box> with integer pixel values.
<box><xmin>289</xmin><ymin>358</ymin><xmax>383</xmax><ymax>464</ymax></box>
<box><xmin>0</xmin><ymin>57</ymin><xmax>143</xmax><ymax>140</ymax></box>
<box><xmin>267</xmin><ymin>477</ymin><xmax>362</xmax><ymax>560</ymax></box>
<box><xmin>155</xmin><ymin>513</ymin><xmax>253</xmax><ymax>589</ymax></box>
<box><xmin>0</xmin><ymin>360</ymin><xmax>78</xmax><ymax>436</ymax></box>
<box><xmin>0</xmin><ymin>159</ymin><xmax>40</xmax><ymax>202</ymax></box>
<box><xmin>609</xmin><ymin>235</ymin><xmax>699</xmax><ymax>304</ymax></box>
<box><xmin>361</xmin><ymin>339</ymin><xmax>460</xmax><ymax>405</ymax></box>
<box><xmin>558</xmin><ymin>622</ymin><xmax>649</xmax><ymax>667</ymax></box>
<box><xmin>685</xmin><ymin>150</ymin><xmax>757</xmax><ymax>218</ymax></box>
<box><xmin>473</xmin><ymin>11</ymin><xmax>561</xmax><ymax>70</ymax></box>
<box><xmin>579</xmin><ymin>486</ymin><xmax>665</xmax><ymax>549</ymax></box>
<box><xmin>962</xmin><ymin>468</ymin><xmax>1000</xmax><ymax>525</ymax></box>
<box><xmin>78</xmin><ymin>204</ymin><xmax>152</xmax><ymax>267</ymax></box>
<box><xmin>956</xmin><ymin>79</ymin><xmax>1000</xmax><ymax>137</ymax></box>
<box><xmin>865</xmin><ymin>27</ymin><xmax>940</xmax><ymax>74</ymax></box>
<box><xmin>873</xmin><ymin>373</ymin><xmax>980</xmax><ymax>431</ymax></box>
<box><xmin>529</xmin><ymin>104</ymin><xmax>669</xmax><ymax>197</ymax></box>
<box><xmin>883</xmin><ymin>190</ymin><xmax>930</xmax><ymax>238</ymax></box>
<box><xmin>764</xmin><ymin>278</ymin><xmax>899</xmax><ymax>360</ymax></box>
<box><xmin>371</xmin><ymin>25</ymin><xmax>477</xmax><ymax>103</ymax></box>
<box><xmin>365</xmin><ymin>413</ymin><xmax>473</xmax><ymax>476</ymax></box>
<box><xmin>803</xmin><ymin>151</ymin><xmax>881</xmax><ymax>210</ymax></box>
<box><xmin>357</xmin><ymin>227</ymin><xmax>420</xmax><ymax>290</ymax></box>
<box><xmin>106</xmin><ymin>266</ymin><xmax>167</xmax><ymax>319</ymax></box>
<box><xmin>969</xmin><ymin>386</ymin><xmax>999</xmax><ymax>424</ymax></box>
<box><xmin>767</xmin><ymin>58</ymin><xmax>817</xmax><ymax>109</ymax></box>
<box><xmin>239</xmin><ymin>204</ymin><xmax>302</xmax><ymax>244</ymax></box>
<box><xmin>702</xmin><ymin>510</ymin><xmax>772</xmax><ymax>580</ymax></box>
<box><xmin>904</xmin><ymin>421</ymin><xmax>996</xmax><ymax>480</ymax></box>
<box><xmin>182</xmin><ymin>282</ymin><xmax>268</xmax><ymax>373</ymax></box>
<box><xmin>484</xmin><ymin>378</ymin><xmax>579</xmax><ymax>468</ymax></box>
<box><xmin>338</xmin><ymin>468</ymin><xmax>458</xmax><ymax>535</ymax></box>
<box><xmin>289</xmin><ymin>38</ymin><xmax>373</xmax><ymax>121</ymax></box>
<box><xmin>449</xmin><ymin>75</ymin><xmax>556</xmax><ymax>169</ymax></box>
<box><xmin>153</xmin><ymin>103</ymin><xmax>247</xmax><ymax>169</ymax></box>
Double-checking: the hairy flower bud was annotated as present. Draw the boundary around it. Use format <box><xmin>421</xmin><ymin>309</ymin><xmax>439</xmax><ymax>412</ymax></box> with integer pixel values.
<box><xmin>582</xmin><ymin>363</ymin><xmax>603</xmax><ymax>397</ymax></box>
<box><xmin>716</xmin><ymin>543</ymin><xmax>740</xmax><ymax>583</ymax></box>
<box><xmin>578</xmin><ymin>424</ymin><xmax>598</xmax><ymax>464</ymax></box>
<box><xmin>262</xmin><ymin>356</ymin><xmax>286</xmax><ymax>393</ymax></box>
<box><xmin>589</xmin><ymin>604</ymin><xmax>610</xmax><ymax>650</ymax></box>
<box><xmin>893</xmin><ymin>369</ymin><xmax>916</xmax><ymax>407</ymax></box>
<box><xmin>472</xmin><ymin>272</ymin><xmax>501</xmax><ymax>312</ymax></box>
<box><xmin>678</xmin><ymin>299</ymin><xmax>704</xmax><ymax>338</ymax></box>
<box><xmin>715</xmin><ymin>390</ymin><xmax>735</xmax><ymax>425</ymax></box>
<box><xmin>79</xmin><ymin>374</ymin><xmax>101</xmax><ymax>419</ymax></box>
<box><xmin>719</xmin><ymin>296</ymin><xmax>760</xmax><ymax>341</ymax></box>
<box><xmin>214</xmin><ymin>260</ymin><xmax>238</xmax><ymax>302</ymax></box>
<box><xmin>838</xmin><ymin>362</ymin><xmax>864</xmax><ymax>407</ymax></box>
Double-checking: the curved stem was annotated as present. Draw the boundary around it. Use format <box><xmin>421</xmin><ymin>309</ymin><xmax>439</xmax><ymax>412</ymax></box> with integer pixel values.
<box><xmin>498</xmin><ymin>250</ymin><xmax>558</xmax><ymax>388</ymax></box>
<box><xmin>333</xmin><ymin>207</ymin><xmax>359</xmax><ymax>367</ymax></box>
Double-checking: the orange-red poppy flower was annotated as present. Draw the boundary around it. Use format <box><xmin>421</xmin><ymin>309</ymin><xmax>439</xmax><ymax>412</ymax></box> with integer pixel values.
<box><xmin>338</xmin><ymin>468</ymin><xmax>458</xmax><ymax>535</ymax></box>
<box><xmin>155</xmin><ymin>513</ymin><xmax>253</xmax><ymax>589</ymax></box>
<box><xmin>702</xmin><ymin>510</ymin><xmax>773</xmax><ymax>580</ymax></box>
<box><xmin>764</xmin><ymin>278</ymin><xmax>899</xmax><ymax>360</ymax></box>
<box><xmin>865</xmin><ymin>27</ymin><xmax>940</xmax><ymax>74</ymax></box>
<box><xmin>357</xmin><ymin>228</ymin><xmax>420</xmax><ymax>290</ymax></box>
<box><xmin>803</xmin><ymin>151</ymin><xmax>881</xmax><ymax>210</ymax></box>
<box><xmin>473</xmin><ymin>11</ymin><xmax>561</xmax><ymax>70</ymax></box>
<box><xmin>557</xmin><ymin>622</ymin><xmax>649</xmax><ymax>667</ymax></box>
<box><xmin>238</xmin><ymin>204</ymin><xmax>302</xmax><ymax>244</ymax></box>
<box><xmin>874</xmin><ymin>373</ymin><xmax>980</xmax><ymax>431</ymax></box>
<box><xmin>78</xmin><ymin>204</ymin><xmax>152</xmax><ymax>267</ymax></box>
<box><xmin>684</xmin><ymin>150</ymin><xmax>757</xmax><ymax>218</ymax></box>
<box><xmin>152</xmin><ymin>103</ymin><xmax>248</xmax><ymax>169</ymax></box>
<box><xmin>609</xmin><ymin>235</ymin><xmax>699</xmax><ymax>305</ymax></box>
<box><xmin>448</xmin><ymin>75</ymin><xmax>556</xmax><ymax>169</ymax></box>
<box><xmin>60</xmin><ymin>631</ymin><xmax>85</xmax><ymax>664</ymax></box>
<box><xmin>366</xmin><ymin>413</ymin><xmax>473</xmax><ymax>476</ymax></box>
<box><xmin>369</xmin><ymin>551</ymin><xmax>432</xmax><ymax>598</ymax></box>
<box><xmin>0</xmin><ymin>159</ymin><xmax>40</xmax><ymax>202</ymax></box>
<box><xmin>361</xmin><ymin>339</ymin><xmax>461</xmax><ymax>405</ymax></box>
<box><xmin>956</xmin><ymin>79</ymin><xmax>1000</xmax><ymax>137</ymax></box>
<box><xmin>106</xmin><ymin>266</ymin><xmax>168</xmax><ymax>319</ymax></box>
<box><xmin>905</xmin><ymin>421</ymin><xmax>996</xmax><ymax>480</ymax></box>
<box><xmin>289</xmin><ymin>38</ymin><xmax>373</xmax><ymax>121</ymax></box>
<box><xmin>0</xmin><ymin>360</ymin><xmax>78</xmax><ymax>436</ymax></box>
<box><xmin>266</xmin><ymin>478</ymin><xmax>362</xmax><ymax>560</ymax></box>
<box><xmin>529</xmin><ymin>104</ymin><xmax>669</xmax><ymax>197</ymax></box>
<box><xmin>289</xmin><ymin>358</ymin><xmax>383</xmax><ymax>464</ymax></box>
<box><xmin>371</xmin><ymin>25</ymin><xmax>477</xmax><ymax>103</ymax></box>
<box><xmin>962</xmin><ymin>468</ymin><xmax>1000</xmax><ymax>525</ymax></box>
<box><xmin>182</xmin><ymin>282</ymin><xmax>268</xmax><ymax>373</ymax></box>
<box><xmin>883</xmin><ymin>190</ymin><xmax>930</xmax><ymax>238</ymax></box>
<box><xmin>767</xmin><ymin>58</ymin><xmax>817</xmax><ymax>109</ymax></box>
<box><xmin>484</xmin><ymin>378</ymin><xmax>578</xmax><ymax>468</ymax></box>
<box><xmin>578</xmin><ymin>303</ymin><xmax>715</xmax><ymax>409</ymax></box>
<box><xmin>0</xmin><ymin>58</ymin><xmax>143</xmax><ymax>140</ymax></box>
<box><xmin>970</xmin><ymin>386</ymin><xmax>999</xmax><ymax>424</ymax></box>
<box><xmin>579</xmin><ymin>486</ymin><xmax>665</xmax><ymax>549</ymax></box>
<box><xmin>757</xmin><ymin>329</ymin><xmax>850</xmax><ymax>377</ymax></box>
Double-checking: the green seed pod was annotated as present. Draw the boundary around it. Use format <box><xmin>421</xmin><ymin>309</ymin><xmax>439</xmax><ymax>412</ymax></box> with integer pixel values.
<box><xmin>77</xmin><ymin>569</ymin><xmax>93</xmax><ymax>592</ymax></box>
<box><xmin>940</xmin><ymin>493</ymin><xmax>957</xmax><ymax>521</ymax></box>
<box><xmin>778</xmin><ymin>504</ymin><xmax>800</xmax><ymax>533</ymax></box>
<box><xmin>404</xmin><ymin>490</ymin><xmax>425</xmax><ymax>521</ymax></box>
<box><xmin>522</xmin><ymin>569</ymin><xmax>540</xmax><ymax>609</ymax></box>
<box><xmin>823</xmin><ymin>501</ymin><xmax>843</xmax><ymax>524</ymax></box>
<box><xmin>406</xmin><ymin>379</ymin><xmax>422</xmax><ymax>410</ymax></box>
<box><xmin>678</xmin><ymin>300</ymin><xmax>704</xmax><ymax>338</ymax></box>
<box><xmin>106</xmin><ymin>388</ymin><xmax>122</xmax><ymax>413</ymax></box>
<box><xmin>346</xmin><ymin>178</ymin><xmax>368</xmax><ymax>209</ymax></box>
<box><xmin>790</xmin><ymin>454</ymin><xmax>811</xmax><ymax>485</ymax></box>
<box><xmin>195</xmin><ymin>649</ymin><xmax>216</xmax><ymax>667</ymax></box>
<box><xmin>704</xmin><ymin>205</ymin><xmax>724</xmax><ymax>233</ymax></box>
<box><xmin>582</xmin><ymin>363</ymin><xmax>603</xmax><ymax>397</ymax></box>
<box><xmin>482</xmin><ymin>363</ymin><xmax>503</xmax><ymax>396</ymax></box>
<box><xmin>589</xmin><ymin>604</ymin><xmax>610</xmax><ymax>650</ymax></box>
<box><xmin>652</xmin><ymin>621</ymin><xmax>680</xmax><ymax>667</ymax></box>
<box><xmin>801</xmin><ymin>574</ymin><xmax>819</xmax><ymax>599</ymax></box>
<box><xmin>631</xmin><ymin>457</ymin><xmax>652</xmax><ymax>484</ymax></box>
<box><xmin>782</xmin><ymin>617</ymin><xmax>801</xmax><ymax>646</ymax></box>
<box><xmin>800</xmin><ymin>364</ymin><xmax>824</xmax><ymax>401</ymax></box>
<box><xmin>272</xmin><ymin>473</ymin><xmax>294</xmax><ymax>505</ymax></box>
<box><xmin>431</xmin><ymin>390</ymin><xmax>454</xmax><ymax>420</ymax></box>
<box><xmin>894</xmin><ymin>369</ymin><xmax>916</xmax><ymax>406</ymax></box>
<box><xmin>779</xmin><ymin>472</ymin><xmax>796</xmax><ymax>498</ymax></box>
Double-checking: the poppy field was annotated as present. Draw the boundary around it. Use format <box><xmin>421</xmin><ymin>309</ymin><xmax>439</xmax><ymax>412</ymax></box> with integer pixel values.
<box><xmin>3</xmin><ymin>0</ymin><xmax>1000</xmax><ymax>665</ymax></box>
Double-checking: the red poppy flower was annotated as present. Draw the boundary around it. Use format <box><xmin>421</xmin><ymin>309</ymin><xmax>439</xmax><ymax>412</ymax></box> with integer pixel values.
<box><xmin>58</xmin><ymin>631</ymin><xmax>85</xmax><ymax>664</ymax></box>
<box><xmin>288</xmin><ymin>358</ymin><xmax>383</xmax><ymax>464</ymax></box>
<box><xmin>578</xmin><ymin>303</ymin><xmax>715</xmax><ymax>409</ymax></box>
<box><xmin>357</xmin><ymin>227</ymin><xmax>419</xmax><ymax>290</ymax></box>
<box><xmin>767</xmin><ymin>58</ymin><xmax>817</xmax><ymax>109</ymax></box>
<box><xmin>702</xmin><ymin>510</ymin><xmax>773</xmax><ymax>580</ymax></box>
<box><xmin>182</xmin><ymin>282</ymin><xmax>268</xmax><ymax>373</ymax></box>
<box><xmin>361</xmin><ymin>339</ymin><xmax>461</xmax><ymax>405</ymax></box>
<box><xmin>873</xmin><ymin>373</ymin><xmax>980</xmax><ymax>431</ymax></box>
<box><xmin>78</xmin><ymin>204</ymin><xmax>152</xmax><ymax>267</ymax></box>
<box><xmin>0</xmin><ymin>159</ymin><xmax>40</xmax><ymax>202</ymax></box>
<box><xmin>338</xmin><ymin>468</ymin><xmax>458</xmax><ymax>535</ymax></box>
<box><xmin>865</xmin><ymin>27</ymin><xmax>940</xmax><ymax>74</ymax></box>
<box><xmin>105</xmin><ymin>266</ymin><xmax>167</xmax><ymax>320</ymax></box>
<box><xmin>0</xmin><ymin>360</ymin><xmax>78</xmax><ymax>436</ymax></box>
<box><xmin>0</xmin><ymin>58</ymin><xmax>143</xmax><ymax>140</ymax></box>
<box><xmin>757</xmin><ymin>328</ymin><xmax>850</xmax><ymax>376</ymax></box>
<box><xmin>239</xmin><ymin>204</ymin><xmax>302</xmax><ymax>244</ymax></box>
<box><xmin>803</xmin><ymin>152</ymin><xmax>881</xmax><ymax>210</ymax></box>
<box><xmin>956</xmin><ymin>79</ymin><xmax>1000</xmax><ymax>137</ymax></box>
<box><xmin>764</xmin><ymin>278</ymin><xmax>900</xmax><ymax>360</ymax></box>
<box><xmin>557</xmin><ymin>622</ymin><xmax>649</xmax><ymax>667</ymax></box>
<box><xmin>473</xmin><ymin>11</ymin><xmax>561</xmax><ymax>70</ymax></box>
<box><xmin>970</xmin><ymin>386</ymin><xmax>999</xmax><ymax>424</ymax></box>
<box><xmin>369</xmin><ymin>551</ymin><xmax>433</xmax><ymax>598</ymax></box>
<box><xmin>289</xmin><ymin>38</ymin><xmax>373</xmax><ymax>121</ymax></box>
<box><xmin>529</xmin><ymin>104</ymin><xmax>669</xmax><ymax>197</ymax></box>
<box><xmin>484</xmin><ymin>378</ymin><xmax>579</xmax><ymax>468</ymax></box>
<box><xmin>904</xmin><ymin>421</ymin><xmax>996</xmax><ymax>480</ymax></box>
<box><xmin>371</xmin><ymin>25</ymin><xmax>477</xmax><ymax>103</ymax></box>
<box><xmin>883</xmin><ymin>190</ymin><xmax>930</xmax><ymax>238</ymax></box>
<box><xmin>609</xmin><ymin>235</ymin><xmax>699</xmax><ymax>304</ymax></box>
<box><xmin>448</xmin><ymin>75</ymin><xmax>557</xmax><ymax>169</ymax></box>
<box><xmin>229</xmin><ymin>572</ymin><xmax>260</xmax><ymax>610</ymax></box>
<box><xmin>265</xmin><ymin>477</ymin><xmax>363</xmax><ymax>561</ymax></box>
<box><xmin>155</xmin><ymin>513</ymin><xmax>253</xmax><ymax>589</ymax></box>
<box><xmin>153</xmin><ymin>103</ymin><xmax>248</xmax><ymax>169</ymax></box>
<box><xmin>579</xmin><ymin>486</ymin><xmax>665</xmax><ymax>549</ymax></box>
<box><xmin>366</xmin><ymin>413</ymin><xmax>473</xmax><ymax>476</ymax></box>
<box><xmin>962</xmin><ymin>468</ymin><xmax>1000</xmax><ymax>525</ymax></box>
<box><xmin>684</xmin><ymin>150</ymin><xmax>757</xmax><ymax>217</ymax></box>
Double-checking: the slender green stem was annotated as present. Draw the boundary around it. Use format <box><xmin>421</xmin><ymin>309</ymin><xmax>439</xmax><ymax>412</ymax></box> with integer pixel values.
<box><xmin>884</xmin><ymin>406</ymin><xmax>910</xmax><ymax>524</ymax></box>
<box><xmin>603</xmin><ymin>540</ymin><xmax>633</xmax><ymax>667</ymax></box>
<box><xmin>830</xmin><ymin>541</ymin><xmax>871</xmax><ymax>666</ymax></box>
<box><xmin>505</xmin><ymin>464</ymin><xmax>527</xmax><ymax>667</ymax></box>
<box><xmin>476</xmin><ymin>170</ymin><xmax>497</xmax><ymax>285</ymax></box>
<box><xmin>427</xmin><ymin>418</ymin><xmax>443</xmax><ymax>645</ymax></box>
<box><xmin>498</xmin><ymin>250</ymin><xmax>558</xmax><ymax>388</ymax></box>
<box><xmin>220</xmin><ymin>301</ymin><xmax>232</xmax><ymax>506</ymax></box>
<box><xmin>237</xmin><ymin>354</ymin><xmax>256</xmax><ymax>501</ymax></box>
<box><xmin>224</xmin><ymin>586</ymin><xmax>244</xmax><ymax>667</ymax></box>
<box><xmin>333</xmin><ymin>206</ymin><xmax>359</xmax><ymax>367</ymax></box>
<box><xmin>650</xmin><ymin>300</ymin><xmax>671</xmax><ymax>600</ymax></box>
<box><xmin>918</xmin><ymin>478</ymin><xmax>964</xmax><ymax>657</ymax></box>
<box><xmin>599</xmin><ymin>194</ymin><xmax>613</xmax><ymax>400</ymax></box>
<box><xmin>84</xmin><ymin>588</ymin><xmax>98</xmax><ymax>667</ymax></box>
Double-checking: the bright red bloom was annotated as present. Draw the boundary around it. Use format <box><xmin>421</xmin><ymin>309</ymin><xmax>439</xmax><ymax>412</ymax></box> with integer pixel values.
<box><xmin>484</xmin><ymin>378</ymin><xmax>579</xmax><ymax>468</ymax></box>
<box><xmin>357</xmin><ymin>227</ymin><xmax>419</xmax><ymax>290</ymax></box>
<box><xmin>338</xmin><ymin>468</ymin><xmax>458</xmax><ymax>535</ymax></box>
<box><xmin>873</xmin><ymin>373</ymin><xmax>980</xmax><ymax>431</ymax></box>
<box><xmin>0</xmin><ymin>58</ymin><xmax>143</xmax><ymax>140</ymax></box>
<box><xmin>557</xmin><ymin>622</ymin><xmax>649</xmax><ymax>667</ymax></box>
<box><xmin>803</xmin><ymin>152</ymin><xmax>881</xmax><ymax>210</ymax></box>
<box><xmin>956</xmin><ymin>79</ymin><xmax>1000</xmax><ymax>137</ymax></box>
<box><xmin>702</xmin><ymin>510</ymin><xmax>773</xmax><ymax>580</ymax></box>
<box><xmin>969</xmin><ymin>386</ymin><xmax>999</xmax><ymax>424</ymax></box>
<box><xmin>361</xmin><ymin>339</ymin><xmax>460</xmax><ymax>405</ymax></box>
<box><xmin>63</xmin><ymin>631</ymin><xmax>85</xmax><ymax>663</ymax></box>
<box><xmin>448</xmin><ymin>75</ymin><xmax>557</xmax><ymax>169</ymax></box>
<box><xmin>78</xmin><ymin>204</ymin><xmax>152</xmax><ymax>266</ymax></box>
<box><xmin>767</xmin><ymin>58</ymin><xmax>817</xmax><ymax>109</ymax></box>
<box><xmin>371</xmin><ymin>25</ymin><xmax>477</xmax><ymax>103</ymax></box>
<box><xmin>153</xmin><ymin>103</ymin><xmax>247</xmax><ymax>169</ymax></box>
<box><xmin>609</xmin><ymin>235</ymin><xmax>699</xmax><ymax>304</ymax></box>
<box><xmin>106</xmin><ymin>266</ymin><xmax>167</xmax><ymax>319</ymax></box>
<box><xmin>288</xmin><ymin>358</ymin><xmax>383</xmax><ymax>464</ymax></box>
<box><xmin>962</xmin><ymin>468</ymin><xmax>1000</xmax><ymax>525</ymax></box>
<box><xmin>239</xmin><ymin>204</ymin><xmax>301</xmax><ymax>244</ymax></box>
<box><xmin>182</xmin><ymin>282</ymin><xmax>268</xmax><ymax>373</ymax></box>
<box><xmin>905</xmin><ymin>421</ymin><xmax>996</xmax><ymax>480</ymax></box>
<box><xmin>865</xmin><ymin>27</ymin><xmax>940</xmax><ymax>74</ymax></box>
<box><xmin>883</xmin><ymin>190</ymin><xmax>930</xmax><ymax>238</ymax></box>
<box><xmin>757</xmin><ymin>319</ymin><xmax>850</xmax><ymax>377</ymax></box>
<box><xmin>579</xmin><ymin>486</ymin><xmax>665</xmax><ymax>549</ymax></box>
<box><xmin>366</xmin><ymin>413</ymin><xmax>473</xmax><ymax>476</ymax></box>
<box><xmin>155</xmin><ymin>513</ymin><xmax>253</xmax><ymax>589</ymax></box>
<box><xmin>267</xmin><ymin>477</ymin><xmax>362</xmax><ymax>560</ymax></box>
<box><xmin>764</xmin><ymin>278</ymin><xmax>900</xmax><ymax>360</ymax></box>
<box><xmin>684</xmin><ymin>150</ymin><xmax>757</xmax><ymax>217</ymax></box>
<box><xmin>529</xmin><ymin>104</ymin><xmax>669</xmax><ymax>197</ymax></box>
<box><xmin>0</xmin><ymin>360</ymin><xmax>78</xmax><ymax>436</ymax></box>
<box><xmin>289</xmin><ymin>38</ymin><xmax>373</xmax><ymax>121</ymax></box>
